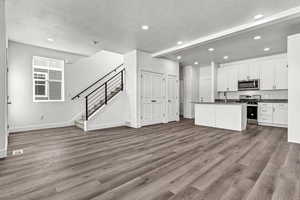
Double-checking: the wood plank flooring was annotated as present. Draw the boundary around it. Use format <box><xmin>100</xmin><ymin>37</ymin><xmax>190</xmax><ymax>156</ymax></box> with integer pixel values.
<box><xmin>0</xmin><ymin>119</ymin><xmax>299</xmax><ymax>200</ymax></box>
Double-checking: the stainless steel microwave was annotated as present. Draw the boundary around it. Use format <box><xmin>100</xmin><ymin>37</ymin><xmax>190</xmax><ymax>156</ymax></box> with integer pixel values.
<box><xmin>238</xmin><ymin>79</ymin><xmax>260</xmax><ymax>91</ymax></box>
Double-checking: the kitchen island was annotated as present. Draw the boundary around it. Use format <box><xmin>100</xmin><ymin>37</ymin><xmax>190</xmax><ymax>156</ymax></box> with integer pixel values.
<box><xmin>194</xmin><ymin>102</ymin><xmax>247</xmax><ymax>131</ymax></box>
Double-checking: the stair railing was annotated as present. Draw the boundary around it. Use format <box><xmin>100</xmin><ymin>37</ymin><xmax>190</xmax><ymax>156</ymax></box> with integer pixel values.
<box><xmin>71</xmin><ymin>63</ymin><xmax>124</xmax><ymax>100</ymax></box>
<box><xmin>84</xmin><ymin>69</ymin><xmax>125</xmax><ymax>120</ymax></box>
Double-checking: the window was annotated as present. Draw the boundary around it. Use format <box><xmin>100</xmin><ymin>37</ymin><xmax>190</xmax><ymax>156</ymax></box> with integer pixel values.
<box><xmin>32</xmin><ymin>56</ymin><xmax>64</xmax><ymax>102</ymax></box>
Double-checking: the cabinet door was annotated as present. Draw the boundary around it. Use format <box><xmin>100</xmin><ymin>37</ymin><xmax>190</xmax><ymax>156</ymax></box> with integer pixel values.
<box><xmin>195</xmin><ymin>105</ymin><xmax>215</xmax><ymax>127</ymax></box>
<box><xmin>274</xmin><ymin>59</ymin><xmax>288</xmax><ymax>90</ymax></box>
<box><xmin>237</xmin><ymin>63</ymin><xmax>249</xmax><ymax>81</ymax></box>
<box><xmin>258</xmin><ymin>103</ymin><xmax>273</xmax><ymax>123</ymax></box>
<box><xmin>217</xmin><ymin>68</ymin><xmax>226</xmax><ymax>92</ymax></box>
<box><xmin>248</xmin><ymin>62</ymin><xmax>261</xmax><ymax>79</ymax></box>
<box><xmin>199</xmin><ymin>77</ymin><xmax>212</xmax><ymax>102</ymax></box>
<box><xmin>215</xmin><ymin>105</ymin><xmax>242</xmax><ymax>131</ymax></box>
<box><xmin>273</xmin><ymin>103</ymin><xmax>288</xmax><ymax>125</ymax></box>
<box><xmin>227</xmin><ymin>66</ymin><xmax>238</xmax><ymax>91</ymax></box>
<box><xmin>260</xmin><ymin>60</ymin><xmax>275</xmax><ymax>90</ymax></box>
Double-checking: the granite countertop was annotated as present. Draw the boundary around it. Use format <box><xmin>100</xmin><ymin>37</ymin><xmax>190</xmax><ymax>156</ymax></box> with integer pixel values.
<box><xmin>258</xmin><ymin>99</ymin><xmax>288</xmax><ymax>103</ymax></box>
<box><xmin>193</xmin><ymin>99</ymin><xmax>288</xmax><ymax>105</ymax></box>
<box><xmin>214</xmin><ymin>99</ymin><xmax>288</xmax><ymax>103</ymax></box>
<box><xmin>192</xmin><ymin>101</ymin><xmax>246</xmax><ymax>105</ymax></box>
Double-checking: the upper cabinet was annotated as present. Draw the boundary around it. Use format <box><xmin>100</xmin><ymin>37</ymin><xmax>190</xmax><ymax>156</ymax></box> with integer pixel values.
<box><xmin>237</xmin><ymin>62</ymin><xmax>260</xmax><ymax>80</ymax></box>
<box><xmin>260</xmin><ymin>57</ymin><xmax>288</xmax><ymax>90</ymax></box>
<box><xmin>274</xmin><ymin>59</ymin><xmax>288</xmax><ymax>90</ymax></box>
<box><xmin>217</xmin><ymin>54</ymin><xmax>287</xmax><ymax>92</ymax></box>
<box><xmin>217</xmin><ymin>66</ymin><xmax>238</xmax><ymax>92</ymax></box>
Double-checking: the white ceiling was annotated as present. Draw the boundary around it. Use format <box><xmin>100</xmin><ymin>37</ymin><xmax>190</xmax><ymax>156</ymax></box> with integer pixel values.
<box><xmin>169</xmin><ymin>17</ymin><xmax>300</xmax><ymax>66</ymax></box>
<box><xmin>6</xmin><ymin>0</ymin><xmax>300</xmax><ymax>61</ymax></box>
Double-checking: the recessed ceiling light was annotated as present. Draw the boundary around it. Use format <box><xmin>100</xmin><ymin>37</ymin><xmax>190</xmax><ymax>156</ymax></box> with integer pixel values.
<box><xmin>47</xmin><ymin>38</ymin><xmax>54</xmax><ymax>42</ymax></box>
<box><xmin>224</xmin><ymin>56</ymin><xmax>229</xmax><ymax>60</ymax></box>
<box><xmin>208</xmin><ymin>48</ymin><xmax>214</xmax><ymax>52</ymax></box>
<box><xmin>254</xmin><ymin>14</ymin><xmax>264</xmax><ymax>20</ymax></box>
<box><xmin>177</xmin><ymin>41</ymin><xmax>183</xmax><ymax>45</ymax></box>
<box><xmin>177</xmin><ymin>56</ymin><xmax>182</xmax><ymax>60</ymax></box>
<box><xmin>264</xmin><ymin>47</ymin><xmax>270</xmax><ymax>51</ymax></box>
<box><xmin>141</xmin><ymin>25</ymin><xmax>149</xmax><ymax>30</ymax></box>
<box><xmin>254</xmin><ymin>36</ymin><xmax>262</xmax><ymax>40</ymax></box>
<box><xmin>194</xmin><ymin>61</ymin><xmax>199</xmax><ymax>65</ymax></box>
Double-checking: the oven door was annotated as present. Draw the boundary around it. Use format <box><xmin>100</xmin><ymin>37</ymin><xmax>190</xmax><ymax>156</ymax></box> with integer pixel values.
<box><xmin>238</xmin><ymin>80</ymin><xmax>259</xmax><ymax>91</ymax></box>
<box><xmin>247</xmin><ymin>105</ymin><xmax>258</xmax><ymax>120</ymax></box>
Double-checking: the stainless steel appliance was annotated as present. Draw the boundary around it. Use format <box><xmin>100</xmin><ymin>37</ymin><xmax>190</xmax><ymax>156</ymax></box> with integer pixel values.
<box><xmin>238</xmin><ymin>79</ymin><xmax>260</xmax><ymax>91</ymax></box>
<box><xmin>238</xmin><ymin>95</ymin><xmax>261</xmax><ymax>124</ymax></box>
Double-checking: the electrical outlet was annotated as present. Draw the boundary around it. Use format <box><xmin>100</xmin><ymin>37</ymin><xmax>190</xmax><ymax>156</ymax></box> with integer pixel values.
<box><xmin>12</xmin><ymin>149</ymin><xmax>23</xmax><ymax>156</ymax></box>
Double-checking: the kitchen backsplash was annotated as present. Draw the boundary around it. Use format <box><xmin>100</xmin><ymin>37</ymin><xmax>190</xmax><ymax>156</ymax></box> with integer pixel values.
<box><xmin>218</xmin><ymin>90</ymin><xmax>288</xmax><ymax>99</ymax></box>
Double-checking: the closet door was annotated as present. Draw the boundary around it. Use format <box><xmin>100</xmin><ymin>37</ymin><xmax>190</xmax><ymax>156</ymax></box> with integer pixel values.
<box><xmin>141</xmin><ymin>71</ymin><xmax>153</xmax><ymax>125</ymax></box>
<box><xmin>141</xmin><ymin>71</ymin><xmax>164</xmax><ymax>126</ymax></box>
<box><xmin>151</xmin><ymin>73</ymin><xmax>164</xmax><ymax>124</ymax></box>
<box><xmin>167</xmin><ymin>75</ymin><xmax>178</xmax><ymax>122</ymax></box>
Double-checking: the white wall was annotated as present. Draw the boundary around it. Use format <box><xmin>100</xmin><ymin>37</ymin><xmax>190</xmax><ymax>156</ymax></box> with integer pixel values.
<box><xmin>124</xmin><ymin>50</ymin><xmax>138</xmax><ymax>128</ymax></box>
<box><xmin>8</xmin><ymin>41</ymin><xmax>124</xmax><ymax>132</ymax></box>
<box><xmin>182</xmin><ymin>65</ymin><xmax>198</xmax><ymax>118</ymax></box>
<box><xmin>288</xmin><ymin>34</ymin><xmax>300</xmax><ymax>143</ymax></box>
<box><xmin>0</xmin><ymin>0</ymin><xmax>8</xmax><ymax>158</ymax></box>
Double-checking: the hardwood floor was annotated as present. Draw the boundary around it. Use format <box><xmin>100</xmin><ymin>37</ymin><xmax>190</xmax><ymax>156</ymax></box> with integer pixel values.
<box><xmin>0</xmin><ymin>119</ymin><xmax>299</xmax><ymax>200</ymax></box>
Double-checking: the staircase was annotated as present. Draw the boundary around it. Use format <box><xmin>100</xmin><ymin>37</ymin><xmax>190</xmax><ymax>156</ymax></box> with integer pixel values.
<box><xmin>72</xmin><ymin>64</ymin><xmax>125</xmax><ymax>131</ymax></box>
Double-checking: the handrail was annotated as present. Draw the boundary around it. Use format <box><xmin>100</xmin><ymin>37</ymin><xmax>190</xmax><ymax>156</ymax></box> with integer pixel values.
<box><xmin>86</xmin><ymin>69</ymin><xmax>124</xmax><ymax>98</ymax></box>
<box><xmin>71</xmin><ymin>63</ymin><xmax>124</xmax><ymax>100</ymax></box>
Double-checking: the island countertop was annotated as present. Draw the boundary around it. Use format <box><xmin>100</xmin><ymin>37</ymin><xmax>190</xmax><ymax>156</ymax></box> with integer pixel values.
<box><xmin>192</xmin><ymin>101</ymin><xmax>247</xmax><ymax>105</ymax></box>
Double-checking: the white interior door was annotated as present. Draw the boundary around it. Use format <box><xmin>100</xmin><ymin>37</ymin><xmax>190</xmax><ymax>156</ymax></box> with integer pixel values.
<box><xmin>151</xmin><ymin>73</ymin><xmax>164</xmax><ymax>124</ymax></box>
<box><xmin>141</xmin><ymin>72</ymin><xmax>153</xmax><ymax>124</ymax></box>
<box><xmin>141</xmin><ymin>71</ymin><xmax>164</xmax><ymax>126</ymax></box>
<box><xmin>167</xmin><ymin>75</ymin><xmax>178</xmax><ymax>122</ymax></box>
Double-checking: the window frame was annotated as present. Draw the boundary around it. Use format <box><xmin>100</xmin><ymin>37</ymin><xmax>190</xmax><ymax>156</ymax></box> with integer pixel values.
<box><xmin>33</xmin><ymin>72</ymin><xmax>48</xmax><ymax>98</ymax></box>
<box><xmin>32</xmin><ymin>56</ymin><xmax>65</xmax><ymax>103</ymax></box>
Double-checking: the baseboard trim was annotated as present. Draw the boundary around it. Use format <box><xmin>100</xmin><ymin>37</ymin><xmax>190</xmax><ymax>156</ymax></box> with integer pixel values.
<box><xmin>258</xmin><ymin>122</ymin><xmax>287</xmax><ymax>128</ymax></box>
<box><xmin>87</xmin><ymin>122</ymin><xmax>126</xmax><ymax>131</ymax></box>
<box><xmin>9</xmin><ymin>121</ymin><xmax>74</xmax><ymax>133</ymax></box>
<box><xmin>0</xmin><ymin>148</ymin><xmax>7</xmax><ymax>158</ymax></box>
<box><xmin>288</xmin><ymin>139</ymin><xmax>300</xmax><ymax>144</ymax></box>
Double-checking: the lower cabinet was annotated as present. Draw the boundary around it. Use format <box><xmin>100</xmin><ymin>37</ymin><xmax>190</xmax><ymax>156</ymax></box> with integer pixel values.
<box><xmin>258</xmin><ymin>103</ymin><xmax>288</xmax><ymax>127</ymax></box>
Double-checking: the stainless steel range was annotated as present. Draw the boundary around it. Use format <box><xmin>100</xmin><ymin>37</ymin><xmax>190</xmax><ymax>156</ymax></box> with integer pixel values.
<box><xmin>238</xmin><ymin>95</ymin><xmax>261</xmax><ymax>124</ymax></box>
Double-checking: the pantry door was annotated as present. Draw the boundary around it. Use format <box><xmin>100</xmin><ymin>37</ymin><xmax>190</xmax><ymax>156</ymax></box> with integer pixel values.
<box><xmin>141</xmin><ymin>71</ymin><xmax>164</xmax><ymax>126</ymax></box>
<box><xmin>167</xmin><ymin>75</ymin><xmax>178</xmax><ymax>122</ymax></box>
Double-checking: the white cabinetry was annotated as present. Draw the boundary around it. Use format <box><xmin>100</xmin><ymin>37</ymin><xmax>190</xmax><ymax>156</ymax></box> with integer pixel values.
<box><xmin>260</xmin><ymin>58</ymin><xmax>288</xmax><ymax>90</ymax></box>
<box><xmin>274</xmin><ymin>59</ymin><xmax>288</xmax><ymax>90</ymax></box>
<box><xmin>217</xmin><ymin>66</ymin><xmax>237</xmax><ymax>92</ymax></box>
<box><xmin>258</xmin><ymin>103</ymin><xmax>288</xmax><ymax>127</ymax></box>
<box><xmin>273</xmin><ymin>103</ymin><xmax>288</xmax><ymax>125</ymax></box>
<box><xmin>195</xmin><ymin>103</ymin><xmax>247</xmax><ymax>131</ymax></box>
<box><xmin>218</xmin><ymin>54</ymin><xmax>287</xmax><ymax>92</ymax></box>
<box><xmin>237</xmin><ymin>62</ymin><xmax>260</xmax><ymax>80</ymax></box>
<box><xmin>258</xmin><ymin>103</ymin><xmax>273</xmax><ymax>123</ymax></box>
<box><xmin>194</xmin><ymin>104</ymin><xmax>215</xmax><ymax>127</ymax></box>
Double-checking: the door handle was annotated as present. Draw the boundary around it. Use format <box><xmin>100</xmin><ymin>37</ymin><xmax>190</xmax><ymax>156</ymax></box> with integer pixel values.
<box><xmin>168</xmin><ymin>100</ymin><xmax>171</xmax><ymax>102</ymax></box>
<box><xmin>7</xmin><ymin>102</ymin><xmax>12</xmax><ymax>105</ymax></box>
<box><xmin>151</xmin><ymin>100</ymin><xmax>157</xmax><ymax>102</ymax></box>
